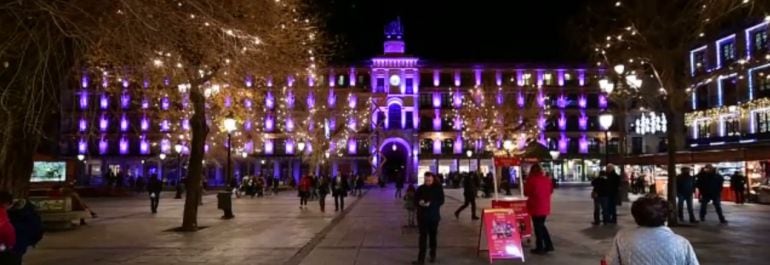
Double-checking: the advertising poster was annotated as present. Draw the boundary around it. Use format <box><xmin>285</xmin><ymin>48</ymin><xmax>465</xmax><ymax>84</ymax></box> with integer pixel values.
<box><xmin>492</xmin><ymin>199</ymin><xmax>533</xmax><ymax>238</ymax></box>
<box><xmin>482</xmin><ymin>208</ymin><xmax>524</xmax><ymax>262</ymax></box>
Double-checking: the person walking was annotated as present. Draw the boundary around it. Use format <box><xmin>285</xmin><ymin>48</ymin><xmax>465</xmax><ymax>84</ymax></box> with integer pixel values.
<box><xmin>696</xmin><ymin>165</ymin><xmax>727</xmax><ymax>224</ymax></box>
<box><xmin>7</xmin><ymin>198</ymin><xmax>44</xmax><ymax>265</ymax></box>
<box><xmin>730</xmin><ymin>171</ymin><xmax>747</xmax><ymax>205</ymax></box>
<box><xmin>412</xmin><ymin>172</ymin><xmax>445</xmax><ymax>265</ymax></box>
<box><xmin>591</xmin><ymin>171</ymin><xmax>610</xmax><ymax>225</ymax></box>
<box><xmin>0</xmin><ymin>191</ymin><xmax>18</xmax><ymax>264</ymax></box>
<box><xmin>525</xmin><ymin>164</ymin><xmax>554</xmax><ymax>254</ymax></box>
<box><xmin>355</xmin><ymin>175</ymin><xmax>365</xmax><ymax>197</ymax></box>
<box><xmin>318</xmin><ymin>175</ymin><xmax>331</xmax><ymax>212</ymax></box>
<box><xmin>605</xmin><ymin>164</ymin><xmax>621</xmax><ymax>224</ymax></box>
<box><xmin>603</xmin><ymin>196</ymin><xmax>700</xmax><ymax>265</ymax></box>
<box><xmin>454</xmin><ymin>173</ymin><xmax>479</xmax><ymax>220</ymax></box>
<box><xmin>395</xmin><ymin>174</ymin><xmax>405</xmax><ymax>199</ymax></box>
<box><xmin>332</xmin><ymin>176</ymin><xmax>349</xmax><ymax>212</ymax></box>
<box><xmin>676</xmin><ymin>167</ymin><xmax>698</xmax><ymax>223</ymax></box>
<box><xmin>147</xmin><ymin>174</ymin><xmax>162</xmax><ymax>214</ymax></box>
<box><xmin>298</xmin><ymin>175</ymin><xmax>312</xmax><ymax>209</ymax></box>
<box><xmin>404</xmin><ymin>184</ymin><xmax>417</xmax><ymax>228</ymax></box>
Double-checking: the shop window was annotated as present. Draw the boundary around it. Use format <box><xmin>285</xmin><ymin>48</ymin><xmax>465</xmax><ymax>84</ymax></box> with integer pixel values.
<box><xmin>697</xmin><ymin>121</ymin><xmax>711</xmax><ymax>139</ymax></box>
<box><xmin>756</xmin><ymin>111</ymin><xmax>770</xmax><ymax>133</ymax></box>
<box><xmin>442</xmin><ymin>139</ymin><xmax>454</xmax><ymax>154</ymax></box>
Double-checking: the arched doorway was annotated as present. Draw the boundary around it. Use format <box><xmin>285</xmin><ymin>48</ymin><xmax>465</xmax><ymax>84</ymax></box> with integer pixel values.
<box><xmin>380</xmin><ymin>138</ymin><xmax>410</xmax><ymax>183</ymax></box>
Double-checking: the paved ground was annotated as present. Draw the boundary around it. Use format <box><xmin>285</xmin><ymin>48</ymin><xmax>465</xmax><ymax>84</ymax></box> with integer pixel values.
<box><xmin>24</xmin><ymin>186</ymin><xmax>770</xmax><ymax>265</ymax></box>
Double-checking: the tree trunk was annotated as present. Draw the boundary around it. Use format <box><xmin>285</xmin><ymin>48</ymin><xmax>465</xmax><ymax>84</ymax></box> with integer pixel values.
<box><xmin>618</xmin><ymin>110</ymin><xmax>629</xmax><ymax>202</ymax></box>
<box><xmin>181</xmin><ymin>84</ymin><xmax>208</xmax><ymax>231</ymax></box>
<box><xmin>665</xmin><ymin>107</ymin><xmax>685</xmax><ymax>226</ymax></box>
<box><xmin>0</xmin><ymin>117</ymin><xmax>39</xmax><ymax>197</ymax></box>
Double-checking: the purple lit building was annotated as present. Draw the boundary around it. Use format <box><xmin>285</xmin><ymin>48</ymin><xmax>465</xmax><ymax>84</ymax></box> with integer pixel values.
<box><xmin>60</xmin><ymin>20</ymin><xmax>615</xmax><ymax>185</ymax></box>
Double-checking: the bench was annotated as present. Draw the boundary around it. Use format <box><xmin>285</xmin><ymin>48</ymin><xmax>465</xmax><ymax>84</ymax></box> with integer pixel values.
<box><xmin>28</xmin><ymin>196</ymin><xmax>91</xmax><ymax>230</ymax></box>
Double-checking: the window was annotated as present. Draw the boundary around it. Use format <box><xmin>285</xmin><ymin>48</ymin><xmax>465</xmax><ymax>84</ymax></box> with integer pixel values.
<box><xmin>441</xmin><ymin>92</ymin><xmax>452</xmax><ymax>108</ymax></box>
<box><xmin>756</xmin><ymin>111</ymin><xmax>770</xmax><ymax>133</ymax></box>
<box><xmin>631</xmin><ymin>137</ymin><xmax>643</xmax><ymax>154</ymax></box>
<box><xmin>589</xmin><ymin>138</ymin><xmax>601</xmax><ymax>153</ymax></box>
<box><xmin>376</xmin><ymin>78</ymin><xmax>385</xmax><ymax>93</ymax></box>
<box><xmin>693</xmin><ymin>50</ymin><xmax>707</xmax><ymax>74</ymax></box>
<box><xmin>420</xmin><ymin>139</ymin><xmax>433</xmax><ymax>154</ymax></box>
<box><xmin>754</xmin><ymin>70</ymin><xmax>770</xmax><ymax>99</ymax></box>
<box><xmin>754</xmin><ymin>30</ymin><xmax>769</xmax><ymax>54</ymax></box>
<box><xmin>405</xmin><ymin>78</ymin><xmax>414</xmax><ymax>94</ymax></box>
<box><xmin>697</xmin><ymin>121</ymin><xmax>711</xmax><ymax>139</ymax></box>
<box><xmin>720</xmin><ymin>41</ymin><xmax>737</xmax><ymax>65</ymax></box>
<box><xmin>721</xmin><ymin>76</ymin><xmax>738</xmax><ymax>106</ymax></box>
<box><xmin>586</xmin><ymin>93</ymin><xmax>599</xmax><ymax>109</ymax></box>
<box><xmin>404</xmin><ymin>111</ymin><xmax>413</xmax><ymax>129</ymax></box>
<box><xmin>723</xmin><ymin>116</ymin><xmax>740</xmax><ymax>137</ymax></box>
<box><xmin>543</xmin><ymin>73</ymin><xmax>555</xmax><ymax>86</ymax></box>
<box><xmin>442</xmin><ymin>139</ymin><xmax>454</xmax><ymax>154</ymax></box>
<box><xmin>419</xmin><ymin>93</ymin><xmax>432</xmax><ymax>108</ymax></box>
<box><xmin>695</xmin><ymin>85</ymin><xmax>710</xmax><ymax>110</ymax></box>
<box><xmin>387</xmin><ymin>105</ymin><xmax>402</xmax><ymax>129</ymax></box>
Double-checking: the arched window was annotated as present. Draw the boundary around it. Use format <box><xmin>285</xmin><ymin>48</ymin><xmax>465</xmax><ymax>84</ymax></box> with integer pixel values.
<box><xmin>388</xmin><ymin>104</ymin><xmax>402</xmax><ymax>129</ymax></box>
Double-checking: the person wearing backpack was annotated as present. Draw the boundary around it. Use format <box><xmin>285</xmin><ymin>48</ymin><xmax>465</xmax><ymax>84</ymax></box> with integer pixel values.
<box><xmin>8</xmin><ymin>198</ymin><xmax>44</xmax><ymax>265</ymax></box>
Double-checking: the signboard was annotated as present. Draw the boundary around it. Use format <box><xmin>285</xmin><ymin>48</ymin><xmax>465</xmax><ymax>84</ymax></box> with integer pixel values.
<box><xmin>478</xmin><ymin>208</ymin><xmax>524</xmax><ymax>263</ymax></box>
<box><xmin>493</xmin><ymin>157</ymin><xmax>520</xmax><ymax>167</ymax></box>
<box><xmin>31</xmin><ymin>161</ymin><xmax>67</xmax><ymax>183</ymax></box>
<box><xmin>492</xmin><ymin>199</ymin><xmax>533</xmax><ymax>238</ymax></box>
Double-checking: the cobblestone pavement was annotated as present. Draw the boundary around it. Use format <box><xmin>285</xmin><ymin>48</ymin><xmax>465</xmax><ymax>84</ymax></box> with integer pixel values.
<box><xmin>24</xmin><ymin>187</ymin><xmax>770</xmax><ymax>265</ymax></box>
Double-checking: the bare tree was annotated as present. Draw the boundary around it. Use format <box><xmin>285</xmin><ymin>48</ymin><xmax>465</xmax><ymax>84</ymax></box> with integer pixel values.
<box><xmin>578</xmin><ymin>0</ymin><xmax>770</xmax><ymax>225</ymax></box>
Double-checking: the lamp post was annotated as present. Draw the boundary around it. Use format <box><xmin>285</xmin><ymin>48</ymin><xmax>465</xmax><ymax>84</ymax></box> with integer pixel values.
<box><xmin>599</xmin><ymin>112</ymin><xmax>615</xmax><ymax>167</ymax></box>
<box><xmin>465</xmin><ymin>149</ymin><xmax>473</xmax><ymax>173</ymax></box>
<box><xmin>77</xmin><ymin>154</ymin><xmax>85</xmax><ymax>184</ymax></box>
<box><xmin>221</xmin><ymin>114</ymin><xmax>237</xmax><ymax>219</ymax></box>
<box><xmin>241</xmin><ymin>152</ymin><xmax>249</xmax><ymax>176</ymax></box>
<box><xmin>159</xmin><ymin>153</ymin><xmax>166</xmax><ymax>185</ymax></box>
<box><xmin>297</xmin><ymin>141</ymin><xmax>306</xmax><ymax>177</ymax></box>
<box><xmin>174</xmin><ymin>143</ymin><xmax>184</xmax><ymax>199</ymax></box>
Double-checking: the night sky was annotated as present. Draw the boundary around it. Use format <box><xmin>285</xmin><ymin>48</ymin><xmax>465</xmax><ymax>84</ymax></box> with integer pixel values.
<box><xmin>316</xmin><ymin>0</ymin><xmax>591</xmax><ymax>64</ymax></box>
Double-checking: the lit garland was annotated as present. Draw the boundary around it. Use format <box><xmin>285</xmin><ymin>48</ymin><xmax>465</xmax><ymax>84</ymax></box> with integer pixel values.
<box><xmin>685</xmin><ymin>97</ymin><xmax>770</xmax><ymax>125</ymax></box>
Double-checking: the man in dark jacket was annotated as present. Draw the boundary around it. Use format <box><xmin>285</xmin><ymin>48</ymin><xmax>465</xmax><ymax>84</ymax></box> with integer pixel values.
<box><xmin>454</xmin><ymin>173</ymin><xmax>479</xmax><ymax>220</ymax></box>
<box><xmin>7</xmin><ymin>199</ymin><xmax>44</xmax><ymax>265</ymax></box>
<box><xmin>676</xmin><ymin>167</ymin><xmax>698</xmax><ymax>223</ymax></box>
<box><xmin>395</xmin><ymin>174</ymin><xmax>405</xmax><ymax>198</ymax></box>
<box><xmin>590</xmin><ymin>171</ymin><xmax>609</xmax><ymax>225</ymax></box>
<box><xmin>605</xmin><ymin>164</ymin><xmax>621</xmax><ymax>224</ymax></box>
<box><xmin>696</xmin><ymin>165</ymin><xmax>727</xmax><ymax>224</ymax></box>
<box><xmin>413</xmin><ymin>172</ymin><xmax>445</xmax><ymax>265</ymax></box>
<box><xmin>730</xmin><ymin>171</ymin><xmax>747</xmax><ymax>204</ymax></box>
<box><xmin>332</xmin><ymin>176</ymin><xmax>349</xmax><ymax>211</ymax></box>
<box><xmin>147</xmin><ymin>174</ymin><xmax>163</xmax><ymax>214</ymax></box>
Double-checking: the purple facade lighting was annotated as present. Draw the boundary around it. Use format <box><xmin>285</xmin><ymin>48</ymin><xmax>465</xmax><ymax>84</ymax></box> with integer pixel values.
<box><xmin>454</xmin><ymin>71</ymin><xmax>461</xmax><ymax>87</ymax></box>
<box><xmin>578</xmin><ymin>70</ymin><xmax>586</xmax><ymax>86</ymax></box>
<box><xmin>182</xmin><ymin>119</ymin><xmax>189</xmax><ymax>131</ymax></box>
<box><xmin>244</xmin><ymin>119</ymin><xmax>252</xmax><ymax>131</ymax></box>
<box><xmin>100</xmin><ymin>93</ymin><xmax>109</xmax><ymax>110</ymax></box>
<box><xmin>537</xmin><ymin>92</ymin><xmax>545</xmax><ymax>107</ymax></box>
<box><xmin>81</xmin><ymin>74</ymin><xmax>89</xmax><ymax>88</ymax></box>
<box><xmin>516</xmin><ymin>70</ymin><xmax>524</xmax><ymax>86</ymax></box>
<box><xmin>538</xmin><ymin>115</ymin><xmax>546</xmax><ymax>130</ymax></box>
<box><xmin>307</xmin><ymin>76</ymin><xmax>314</xmax><ymax>87</ymax></box>
<box><xmin>78</xmin><ymin>138</ymin><xmax>87</xmax><ymax>154</ymax></box>
<box><xmin>432</xmin><ymin>93</ymin><xmax>441</xmax><ymax>108</ymax></box>
<box><xmin>143</xmin><ymin>79</ymin><xmax>150</xmax><ymax>88</ymax></box>
<box><xmin>348</xmin><ymin>139</ymin><xmax>357</xmax><ymax>154</ymax></box>
<box><xmin>121</xmin><ymin>91</ymin><xmax>130</xmax><ymax>109</ymax></box>
<box><xmin>579</xmin><ymin>111</ymin><xmax>588</xmax><ymax>130</ymax></box>
<box><xmin>160</xmin><ymin>119</ymin><xmax>170</xmax><ymax>132</ymax></box>
<box><xmin>99</xmin><ymin>137</ymin><xmax>108</xmax><ymax>155</ymax></box>
<box><xmin>452</xmin><ymin>91</ymin><xmax>462</xmax><ymax>107</ymax></box>
<box><xmin>348</xmin><ymin>94</ymin><xmax>357</xmax><ymax>108</ymax></box>
<box><xmin>79</xmin><ymin>118</ymin><xmax>87</xmax><ymax>132</ymax></box>
<box><xmin>558</xmin><ymin>112</ymin><xmax>567</xmax><ymax>131</ymax></box>
<box><xmin>454</xmin><ymin>137</ymin><xmax>463</xmax><ymax>154</ymax></box>
<box><xmin>79</xmin><ymin>91</ymin><xmax>88</xmax><ymax>109</ymax></box>
<box><xmin>558</xmin><ymin>70</ymin><xmax>565</xmax><ymax>86</ymax></box>
<box><xmin>327</xmin><ymin>89</ymin><xmax>336</xmax><ymax>107</ymax></box>
<box><xmin>286</xmin><ymin>140</ymin><xmax>294</xmax><ymax>154</ymax></box>
<box><xmin>433</xmin><ymin>70</ymin><xmax>440</xmax><ymax>87</ymax></box>
<box><xmin>141</xmin><ymin>98</ymin><xmax>149</xmax><ymax>109</ymax></box>
<box><xmin>286</xmin><ymin>118</ymin><xmax>294</xmax><ymax>132</ymax></box>
<box><xmin>348</xmin><ymin>117</ymin><xmax>357</xmax><ymax>130</ymax></box>
<box><xmin>139</xmin><ymin>136</ymin><xmax>149</xmax><ymax>154</ymax></box>
<box><xmin>307</xmin><ymin>92</ymin><xmax>315</xmax><ymax>109</ymax></box>
<box><xmin>495</xmin><ymin>71</ymin><xmax>502</xmax><ymax>86</ymax></box>
<box><xmin>558</xmin><ymin>133</ymin><xmax>568</xmax><ymax>154</ymax></box>
<box><xmin>267</xmin><ymin>76</ymin><xmax>273</xmax><ymax>87</ymax></box>
<box><xmin>122</xmin><ymin>79</ymin><xmax>129</xmax><ymax>88</ymax></box>
<box><xmin>578</xmin><ymin>95</ymin><xmax>587</xmax><ymax>108</ymax></box>
<box><xmin>433</xmin><ymin>110</ymin><xmax>441</xmax><ymax>131</ymax></box>
<box><xmin>101</xmin><ymin>74</ymin><xmax>109</xmax><ymax>88</ymax></box>
<box><xmin>329</xmin><ymin>117</ymin><xmax>337</xmax><ymax>131</ymax></box>
<box><xmin>224</xmin><ymin>96</ymin><xmax>232</xmax><ymax>108</ymax></box>
<box><xmin>287</xmin><ymin>91</ymin><xmax>295</xmax><ymax>108</ymax></box>
<box><xmin>350</xmin><ymin>68</ymin><xmax>357</xmax><ymax>86</ymax></box>
<box><xmin>160</xmin><ymin>138</ymin><xmax>170</xmax><ymax>154</ymax></box>
<box><xmin>163</xmin><ymin>76</ymin><xmax>170</xmax><ymax>86</ymax></box>
<box><xmin>245</xmin><ymin>75</ymin><xmax>254</xmax><ymax>88</ymax></box>
<box><xmin>557</xmin><ymin>94</ymin><xmax>567</xmax><ymax>108</ymax></box>
<box><xmin>474</xmin><ymin>69</ymin><xmax>482</xmax><ymax>86</ymax></box>
<box><xmin>120</xmin><ymin>114</ymin><xmax>128</xmax><ymax>132</ymax></box>
<box><xmin>454</xmin><ymin>115</ymin><xmax>462</xmax><ymax>131</ymax></box>
<box><xmin>266</xmin><ymin>91</ymin><xmax>274</xmax><ymax>109</ymax></box>
<box><xmin>119</xmin><ymin>136</ymin><xmax>129</xmax><ymax>155</ymax></box>
<box><xmin>265</xmin><ymin>140</ymin><xmax>274</xmax><ymax>154</ymax></box>
<box><xmin>99</xmin><ymin>114</ymin><xmax>109</xmax><ymax>132</ymax></box>
<box><xmin>517</xmin><ymin>91</ymin><xmax>525</xmax><ymax>108</ymax></box>
<box><xmin>496</xmin><ymin>91</ymin><xmax>503</xmax><ymax>105</ymax></box>
<box><xmin>265</xmin><ymin>115</ymin><xmax>274</xmax><ymax>131</ymax></box>
<box><xmin>288</xmin><ymin>76</ymin><xmax>296</xmax><ymax>87</ymax></box>
<box><xmin>244</xmin><ymin>140</ymin><xmax>254</xmax><ymax>154</ymax></box>
<box><xmin>205</xmin><ymin>144</ymin><xmax>209</xmax><ymax>153</ymax></box>
<box><xmin>244</xmin><ymin>99</ymin><xmax>252</xmax><ymax>109</ymax></box>
<box><xmin>599</xmin><ymin>94</ymin><xmax>608</xmax><ymax>109</ymax></box>
<box><xmin>579</xmin><ymin>134</ymin><xmax>588</xmax><ymax>154</ymax></box>
<box><xmin>329</xmin><ymin>73</ymin><xmax>335</xmax><ymax>87</ymax></box>
<box><xmin>141</xmin><ymin>116</ymin><xmax>149</xmax><ymax>131</ymax></box>
<box><xmin>161</xmin><ymin>97</ymin><xmax>170</xmax><ymax>110</ymax></box>
<box><xmin>432</xmin><ymin>139</ymin><xmax>441</xmax><ymax>155</ymax></box>
<box><xmin>536</xmin><ymin>70</ymin><xmax>544</xmax><ymax>86</ymax></box>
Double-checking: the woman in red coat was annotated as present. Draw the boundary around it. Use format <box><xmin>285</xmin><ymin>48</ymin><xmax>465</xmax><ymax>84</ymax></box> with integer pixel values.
<box><xmin>0</xmin><ymin>191</ymin><xmax>16</xmax><ymax>259</ymax></box>
<box><xmin>298</xmin><ymin>175</ymin><xmax>312</xmax><ymax>209</ymax></box>
<box><xmin>524</xmin><ymin>164</ymin><xmax>554</xmax><ymax>254</ymax></box>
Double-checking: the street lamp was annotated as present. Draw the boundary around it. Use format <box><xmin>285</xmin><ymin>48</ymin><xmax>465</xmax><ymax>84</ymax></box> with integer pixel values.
<box><xmin>222</xmin><ymin>114</ymin><xmax>237</xmax><ymax>219</ymax></box>
<box><xmin>174</xmin><ymin>143</ymin><xmax>184</xmax><ymax>187</ymax></box>
<box><xmin>297</xmin><ymin>141</ymin><xmax>306</xmax><ymax>177</ymax></box>
<box><xmin>159</xmin><ymin>153</ymin><xmax>166</xmax><ymax>160</ymax></box>
<box><xmin>613</xmin><ymin>64</ymin><xmax>625</xmax><ymax>75</ymax></box>
<box><xmin>77</xmin><ymin>155</ymin><xmax>86</xmax><ymax>184</ymax></box>
<box><xmin>466</xmin><ymin>149</ymin><xmax>473</xmax><ymax>173</ymax></box>
<box><xmin>502</xmin><ymin>139</ymin><xmax>514</xmax><ymax>154</ymax></box>
<box><xmin>599</xmin><ymin>112</ymin><xmax>615</xmax><ymax>166</ymax></box>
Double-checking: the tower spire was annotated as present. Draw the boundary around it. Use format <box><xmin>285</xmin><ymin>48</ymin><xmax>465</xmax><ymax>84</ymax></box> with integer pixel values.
<box><xmin>383</xmin><ymin>17</ymin><xmax>405</xmax><ymax>54</ymax></box>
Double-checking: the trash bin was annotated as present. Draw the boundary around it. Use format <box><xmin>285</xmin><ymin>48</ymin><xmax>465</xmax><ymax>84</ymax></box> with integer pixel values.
<box><xmin>217</xmin><ymin>191</ymin><xmax>232</xmax><ymax>210</ymax></box>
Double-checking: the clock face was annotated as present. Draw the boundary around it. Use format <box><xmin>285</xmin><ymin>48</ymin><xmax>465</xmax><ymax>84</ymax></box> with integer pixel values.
<box><xmin>389</xmin><ymin>75</ymin><xmax>401</xmax><ymax>86</ymax></box>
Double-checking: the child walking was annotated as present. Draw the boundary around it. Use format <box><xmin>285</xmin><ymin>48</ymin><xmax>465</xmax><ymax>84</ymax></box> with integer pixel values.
<box><xmin>403</xmin><ymin>184</ymin><xmax>417</xmax><ymax>227</ymax></box>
